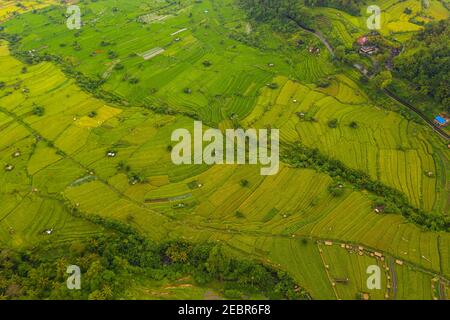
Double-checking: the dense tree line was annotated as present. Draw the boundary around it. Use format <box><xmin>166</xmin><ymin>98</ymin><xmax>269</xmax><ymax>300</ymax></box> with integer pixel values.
<box><xmin>0</xmin><ymin>215</ymin><xmax>310</xmax><ymax>300</ymax></box>
<box><xmin>0</xmin><ymin>32</ymin><xmax>204</xmax><ymax>121</ymax></box>
<box><xmin>282</xmin><ymin>143</ymin><xmax>450</xmax><ymax>232</ymax></box>
<box><xmin>0</xmin><ymin>32</ymin><xmax>126</xmax><ymax>106</ymax></box>
<box><xmin>304</xmin><ymin>0</ymin><xmax>365</xmax><ymax>16</ymax></box>
<box><xmin>393</xmin><ymin>19</ymin><xmax>450</xmax><ymax>113</ymax></box>
<box><xmin>238</xmin><ymin>0</ymin><xmax>314</xmax><ymax>32</ymax></box>
<box><xmin>239</xmin><ymin>0</ymin><xmax>366</xmax><ymax>30</ymax></box>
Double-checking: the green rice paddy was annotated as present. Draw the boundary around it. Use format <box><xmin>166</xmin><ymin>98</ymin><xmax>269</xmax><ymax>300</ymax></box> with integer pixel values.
<box><xmin>0</xmin><ymin>0</ymin><xmax>448</xmax><ymax>300</ymax></box>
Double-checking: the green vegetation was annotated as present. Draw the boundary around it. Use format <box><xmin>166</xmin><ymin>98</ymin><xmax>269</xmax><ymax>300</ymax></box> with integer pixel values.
<box><xmin>283</xmin><ymin>143</ymin><xmax>449</xmax><ymax>231</ymax></box>
<box><xmin>304</xmin><ymin>0</ymin><xmax>365</xmax><ymax>16</ymax></box>
<box><xmin>393</xmin><ymin>18</ymin><xmax>450</xmax><ymax>112</ymax></box>
<box><xmin>0</xmin><ymin>221</ymin><xmax>309</xmax><ymax>300</ymax></box>
<box><xmin>0</xmin><ymin>0</ymin><xmax>448</xmax><ymax>300</ymax></box>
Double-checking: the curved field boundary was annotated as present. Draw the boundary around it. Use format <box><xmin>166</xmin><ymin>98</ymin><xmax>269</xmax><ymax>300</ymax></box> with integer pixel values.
<box><xmin>185</xmin><ymin>222</ymin><xmax>450</xmax><ymax>284</ymax></box>
<box><xmin>287</xmin><ymin>15</ymin><xmax>449</xmax><ymax>142</ymax></box>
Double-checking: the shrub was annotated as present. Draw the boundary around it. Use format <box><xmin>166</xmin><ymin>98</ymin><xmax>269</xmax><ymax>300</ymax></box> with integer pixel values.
<box><xmin>88</xmin><ymin>111</ymin><xmax>97</xmax><ymax>118</ymax></box>
<box><xmin>32</xmin><ymin>105</ymin><xmax>45</xmax><ymax>116</ymax></box>
<box><xmin>349</xmin><ymin>121</ymin><xmax>358</xmax><ymax>129</ymax></box>
<box><xmin>328</xmin><ymin>119</ymin><xmax>338</xmax><ymax>128</ymax></box>
<box><xmin>240</xmin><ymin>179</ymin><xmax>249</xmax><ymax>187</ymax></box>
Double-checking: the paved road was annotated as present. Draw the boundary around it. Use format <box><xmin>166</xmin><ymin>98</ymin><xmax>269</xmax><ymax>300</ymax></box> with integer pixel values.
<box><xmin>384</xmin><ymin>89</ymin><xmax>450</xmax><ymax>141</ymax></box>
<box><xmin>289</xmin><ymin>17</ymin><xmax>449</xmax><ymax>142</ymax></box>
<box><xmin>288</xmin><ymin>17</ymin><xmax>335</xmax><ymax>57</ymax></box>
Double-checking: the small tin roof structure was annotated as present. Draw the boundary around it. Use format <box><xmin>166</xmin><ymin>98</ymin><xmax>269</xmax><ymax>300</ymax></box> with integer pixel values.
<box><xmin>435</xmin><ymin>116</ymin><xmax>446</xmax><ymax>125</ymax></box>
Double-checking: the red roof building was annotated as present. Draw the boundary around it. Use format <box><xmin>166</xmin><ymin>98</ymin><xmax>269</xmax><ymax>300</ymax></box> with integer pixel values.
<box><xmin>357</xmin><ymin>36</ymin><xmax>368</xmax><ymax>46</ymax></box>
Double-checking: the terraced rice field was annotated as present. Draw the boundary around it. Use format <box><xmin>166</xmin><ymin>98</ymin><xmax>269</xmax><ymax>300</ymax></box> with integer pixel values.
<box><xmin>242</xmin><ymin>76</ymin><xmax>448</xmax><ymax>213</ymax></box>
<box><xmin>0</xmin><ymin>0</ymin><xmax>448</xmax><ymax>300</ymax></box>
<box><xmin>2</xmin><ymin>0</ymin><xmax>334</xmax><ymax>125</ymax></box>
<box><xmin>310</xmin><ymin>0</ymin><xmax>449</xmax><ymax>46</ymax></box>
<box><xmin>0</xmin><ymin>0</ymin><xmax>58</xmax><ymax>22</ymax></box>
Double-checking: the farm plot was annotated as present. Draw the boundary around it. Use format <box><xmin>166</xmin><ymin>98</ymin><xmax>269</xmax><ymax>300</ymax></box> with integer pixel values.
<box><xmin>137</xmin><ymin>14</ymin><xmax>171</xmax><ymax>24</ymax></box>
<box><xmin>312</xmin><ymin>7</ymin><xmax>363</xmax><ymax>48</ymax></box>
<box><xmin>0</xmin><ymin>195</ymin><xmax>100</xmax><ymax>248</ymax></box>
<box><xmin>373</xmin><ymin>0</ymin><xmax>448</xmax><ymax>35</ymax></box>
<box><xmin>394</xmin><ymin>264</ymin><xmax>435</xmax><ymax>300</ymax></box>
<box><xmin>242</xmin><ymin>76</ymin><xmax>447</xmax><ymax>214</ymax></box>
<box><xmin>309</xmin><ymin>0</ymin><xmax>449</xmax><ymax>43</ymax></box>
<box><xmin>0</xmin><ymin>0</ymin><xmax>448</xmax><ymax>301</ymax></box>
<box><xmin>318</xmin><ymin>243</ymin><xmax>388</xmax><ymax>300</ymax></box>
<box><xmin>141</xmin><ymin>157</ymin><xmax>450</xmax><ymax>281</ymax></box>
<box><xmin>0</xmin><ymin>0</ymin><xmax>57</xmax><ymax>22</ymax></box>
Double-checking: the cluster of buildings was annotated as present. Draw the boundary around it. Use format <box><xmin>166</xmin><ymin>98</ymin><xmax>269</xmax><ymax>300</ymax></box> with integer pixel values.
<box><xmin>357</xmin><ymin>36</ymin><xmax>379</xmax><ymax>55</ymax></box>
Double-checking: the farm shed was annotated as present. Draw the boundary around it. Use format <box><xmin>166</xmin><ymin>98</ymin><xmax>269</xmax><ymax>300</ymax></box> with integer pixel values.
<box><xmin>434</xmin><ymin>116</ymin><xmax>449</xmax><ymax>127</ymax></box>
<box><xmin>360</xmin><ymin>46</ymin><xmax>379</xmax><ymax>55</ymax></box>
<box><xmin>334</xmin><ymin>278</ymin><xmax>349</xmax><ymax>284</ymax></box>
<box><xmin>395</xmin><ymin>260</ymin><xmax>404</xmax><ymax>266</ymax></box>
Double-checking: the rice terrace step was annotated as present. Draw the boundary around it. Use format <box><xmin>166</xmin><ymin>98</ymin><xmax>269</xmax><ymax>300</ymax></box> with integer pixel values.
<box><xmin>0</xmin><ymin>0</ymin><xmax>448</xmax><ymax>307</ymax></box>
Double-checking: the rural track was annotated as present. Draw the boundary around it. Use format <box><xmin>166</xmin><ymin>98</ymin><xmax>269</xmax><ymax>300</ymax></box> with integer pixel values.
<box><xmin>1</xmin><ymin>109</ymin><xmax>448</xmax><ymax>297</ymax></box>
<box><xmin>316</xmin><ymin>242</ymin><xmax>341</xmax><ymax>300</ymax></box>
<box><xmin>289</xmin><ymin>17</ymin><xmax>449</xmax><ymax>142</ymax></box>
<box><xmin>388</xmin><ymin>258</ymin><xmax>398</xmax><ymax>299</ymax></box>
<box><xmin>2</xmin><ymin>15</ymin><xmax>448</xmax><ymax>288</ymax></box>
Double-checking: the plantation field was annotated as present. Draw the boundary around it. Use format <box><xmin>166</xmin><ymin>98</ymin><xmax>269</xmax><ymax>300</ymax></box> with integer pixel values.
<box><xmin>308</xmin><ymin>0</ymin><xmax>449</xmax><ymax>47</ymax></box>
<box><xmin>0</xmin><ymin>0</ymin><xmax>449</xmax><ymax>300</ymax></box>
<box><xmin>0</xmin><ymin>41</ymin><xmax>104</xmax><ymax>247</ymax></box>
<box><xmin>1</xmin><ymin>39</ymin><xmax>448</xmax><ymax>299</ymax></box>
<box><xmin>242</xmin><ymin>76</ymin><xmax>448</xmax><ymax>213</ymax></box>
<box><xmin>0</xmin><ymin>1</ymin><xmax>59</xmax><ymax>22</ymax></box>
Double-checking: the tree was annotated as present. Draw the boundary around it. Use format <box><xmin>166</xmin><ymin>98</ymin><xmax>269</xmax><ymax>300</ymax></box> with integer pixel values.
<box><xmin>373</xmin><ymin>70</ymin><xmax>392</xmax><ymax>89</ymax></box>
<box><xmin>240</xmin><ymin>179</ymin><xmax>249</xmax><ymax>187</ymax></box>
<box><xmin>165</xmin><ymin>244</ymin><xmax>189</xmax><ymax>263</ymax></box>
<box><xmin>206</xmin><ymin>246</ymin><xmax>230</xmax><ymax>280</ymax></box>
<box><xmin>32</xmin><ymin>105</ymin><xmax>45</xmax><ymax>116</ymax></box>
<box><xmin>349</xmin><ymin>121</ymin><xmax>358</xmax><ymax>129</ymax></box>
<box><xmin>327</xmin><ymin>119</ymin><xmax>338</xmax><ymax>128</ymax></box>
<box><xmin>335</xmin><ymin>45</ymin><xmax>346</xmax><ymax>61</ymax></box>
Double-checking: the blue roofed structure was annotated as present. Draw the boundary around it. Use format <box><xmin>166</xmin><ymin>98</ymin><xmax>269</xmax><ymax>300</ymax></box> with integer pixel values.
<box><xmin>434</xmin><ymin>116</ymin><xmax>448</xmax><ymax>127</ymax></box>
<box><xmin>435</xmin><ymin>116</ymin><xmax>446</xmax><ymax>124</ymax></box>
